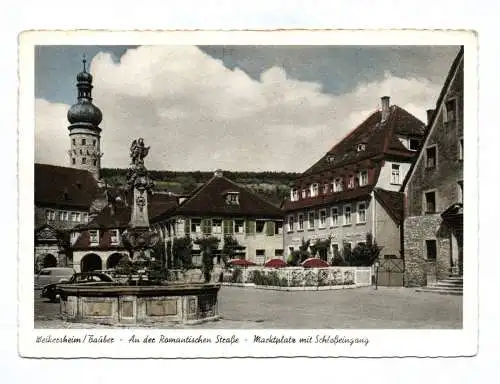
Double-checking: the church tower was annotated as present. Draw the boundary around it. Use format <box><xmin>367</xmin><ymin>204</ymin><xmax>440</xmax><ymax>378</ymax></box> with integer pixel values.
<box><xmin>67</xmin><ymin>56</ymin><xmax>103</xmax><ymax>179</ymax></box>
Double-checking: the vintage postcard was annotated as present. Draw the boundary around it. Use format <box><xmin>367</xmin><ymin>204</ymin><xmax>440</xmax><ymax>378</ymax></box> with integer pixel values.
<box><xmin>18</xmin><ymin>30</ymin><xmax>478</xmax><ymax>358</ymax></box>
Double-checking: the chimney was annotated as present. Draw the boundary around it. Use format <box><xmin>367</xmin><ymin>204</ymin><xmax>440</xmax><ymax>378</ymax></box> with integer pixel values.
<box><xmin>381</xmin><ymin>96</ymin><xmax>390</xmax><ymax>122</ymax></box>
<box><xmin>426</xmin><ymin>109</ymin><xmax>435</xmax><ymax>126</ymax></box>
<box><xmin>214</xmin><ymin>169</ymin><xmax>223</xmax><ymax>177</ymax></box>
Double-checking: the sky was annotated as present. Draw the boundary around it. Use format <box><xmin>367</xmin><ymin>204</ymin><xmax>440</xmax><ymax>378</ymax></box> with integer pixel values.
<box><xmin>35</xmin><ymin>45</ymin><xmax>460</xmax><ymax>172</ymax></box>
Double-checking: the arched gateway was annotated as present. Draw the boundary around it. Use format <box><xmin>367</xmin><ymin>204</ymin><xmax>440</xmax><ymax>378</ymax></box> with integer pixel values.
<box><xmin>106</xmin><ymin>253</ymin><xmax>127</xmax><ymax>269</ymax></box>
<box><xmin>80</xmin><ymin>253</ymin><xmax>102</xmax><ymax>272</ymax></box>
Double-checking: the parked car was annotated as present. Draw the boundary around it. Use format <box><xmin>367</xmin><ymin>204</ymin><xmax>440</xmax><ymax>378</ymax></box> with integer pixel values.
<box><xmin>35</xmin><ymin>267</ymin><xmax>75</xmax><ymax>289</ymax></box>
<box><xmin>40</xmin><ymin>272</ymin><xmax>114</xmax><ymax>302</ymax></box>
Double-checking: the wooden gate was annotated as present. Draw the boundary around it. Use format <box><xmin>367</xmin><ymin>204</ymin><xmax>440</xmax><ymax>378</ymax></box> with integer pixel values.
<box><xmin>376</xmin><ymin>257</ymin><xmax>404</xmax><ymax>287</ymax></box>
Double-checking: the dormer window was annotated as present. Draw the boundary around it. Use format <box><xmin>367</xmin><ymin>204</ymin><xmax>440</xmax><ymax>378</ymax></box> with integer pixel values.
<box><xmin>225</xmin><ymin>192</ymin><xmax>240</xmax><ymax>205</ymax></box>
<box><xmin>323</xmin><ymin>183</ymin><xmax>329</xmax><ymax>194</ymax></box>
<box><xmin>326</xmin><ymin>154</ymin><xmax>336</xmax><ymax>163</ymax></box>
<box><xmin>333</xmin><ymin>178</ymin><xmax>343</xmax><ymax>193</ymax></box>
<box><xmin>301</xmin><ymin>189</ymin><xmax>307</xmax><ymax>199</ymax></box>
<box><xmin>89</xmin><ymin>230</ymin><xmax>99</xmax><ymax>246</ymax></box>
<box><xmin>310</xmin><ymin>183</ymin><xmax>319</xmax><ymax>197</ymax></box>
<box><xmin>290</xmin><ymin>188</ymin><xmax>299</xmax><ymax>202</ymax></box>
<box><xmin>359</xmin><ymin>170</ymin><xmax>368</xmax><ymax>187</ymax></box>
<box><xmin>444</xmin><ymin>99</ymin><xmax>457</xmax><ymax>123</ymax></box>
<box><xmin>110</xmin><ymin>229</ymin><xmax>120</xmax><ymax>245</ymax></box>
<box><xmin>356</xmin><ymin>143</ymin><xmax>366</xmax><ymax>152</ymax></box>
<box><xmin>347</xmin><ymin>176</ymin><xmax>355</xmax><ymax>189</ymax></box>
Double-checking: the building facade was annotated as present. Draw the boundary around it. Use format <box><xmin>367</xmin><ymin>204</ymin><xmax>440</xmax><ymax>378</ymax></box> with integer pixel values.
<box><xmin>152</xmin><ymin>171</ymin><xmax>284</xmax><ymax>266</ymax></box>
<box><xmin>402</xmin><ymin>47</ymin><xmax>464</xmax><ymax>287</ymax></box>
<box><xmin>283</xmin><ymin>97</ymin><xmax>426</xmax><ymax>263</ymax></box>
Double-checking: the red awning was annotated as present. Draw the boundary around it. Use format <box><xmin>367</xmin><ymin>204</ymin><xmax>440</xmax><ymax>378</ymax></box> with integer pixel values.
<box><xmin>264</xmin><ymin>258</ymin><xmax>288</xmax><ymax>268</ymax></box>
<box><xmin>301</xmin><ymin>257</ymin><xmax>329</xmax><ymax>268</ymax></box>
<box><xmin>228</xmin><ymin>259</ymin><xmax>257</xmax><ymax>267</ymax></box>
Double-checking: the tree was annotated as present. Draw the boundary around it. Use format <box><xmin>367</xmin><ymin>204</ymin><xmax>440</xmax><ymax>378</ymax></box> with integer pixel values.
<box><xmin>194</xmin><ymin>236</ymin><xmax>221</xmax><ymax>282</ymax></box>
<box><xmin>172</xmin><ymin>235</ymin><xmax>193</xmax><ymax>269</ymax></box>
<box><xmin>349</xmin><ymin>233</ymin><xmax>382</xmax><ymax>267</ymax></box>
<box><xmin>287</xmin><ymin>238</ymin><xmax>311</xmax><ymax>266</ymax></box>
<box><xmin>221</xmin><ymin>235</ymin><xmax>244</xmax><ymax>266</ymax></box>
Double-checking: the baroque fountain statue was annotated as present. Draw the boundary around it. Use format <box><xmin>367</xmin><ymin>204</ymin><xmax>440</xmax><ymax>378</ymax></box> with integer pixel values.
<box><xmin>57</xmin><ymin>138</ymin><xmax>221</xmax><ymax>326</ymax></box>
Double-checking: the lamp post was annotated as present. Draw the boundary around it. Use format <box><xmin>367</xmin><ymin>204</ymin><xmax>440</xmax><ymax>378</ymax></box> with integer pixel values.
<box><xmin>374</xmin><ymin>259</ymin><xmax>380</xmax><ymax>290</ymax></box>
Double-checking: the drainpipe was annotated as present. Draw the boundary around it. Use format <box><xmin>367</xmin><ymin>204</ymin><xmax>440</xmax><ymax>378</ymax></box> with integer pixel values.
<box><xmin>371</xmin><ymin>191</ymin><xmax>376</xmax><ymax>242</ymax></box>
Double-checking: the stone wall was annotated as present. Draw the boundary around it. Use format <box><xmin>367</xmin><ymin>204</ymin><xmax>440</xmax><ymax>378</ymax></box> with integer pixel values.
<box><xmin>404</xmin><ymin>214</ymin><xmax>451</xmax><ymax>287</ymax></box>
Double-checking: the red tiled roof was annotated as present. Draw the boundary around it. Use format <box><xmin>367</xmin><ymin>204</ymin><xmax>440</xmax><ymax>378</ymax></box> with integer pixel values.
<box><xmin>171</xmin><ymin>174</ymin><xmax>284</xmax><ymax>219</ymax></box>
<box><xmin>35</xmin><ymin>163</ymin><xmax>100</xmax><ymax>209</ymax></box>
<box><xmin>303</xmin><ymin>105</ymin><xmax>424</xmax><ymax>176</ymax></box>
<box><xmin>374</xmin><ymin>188</ymin><xmax>404</xmax><ymax>224</ymax></box>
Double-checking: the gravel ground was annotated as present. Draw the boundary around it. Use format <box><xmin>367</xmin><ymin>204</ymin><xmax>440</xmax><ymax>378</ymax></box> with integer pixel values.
<box><xmin>34</xmin><ymin>286</ymin><xmax>462</xmax><ymax>329</ymax></box>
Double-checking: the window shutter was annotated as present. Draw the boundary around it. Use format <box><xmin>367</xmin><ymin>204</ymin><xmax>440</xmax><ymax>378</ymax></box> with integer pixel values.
<box><xmin>245</xmin><ymin>220</ymin><xmax>255</xmax><ymax>234</ymax></box>
<box><xmin>201</xmin><ymin>219</ymin><xmax>212</xmax><ymax>234</ymax></box>
<box><xmin>266</xmin><ymin>221</ymin><xmax>275</xmax><ymax>236</ymax></box>
<box><xmin>223</xmin><ymin>220</ymin><xmax>234</xmax><ymax>234</ymax></box>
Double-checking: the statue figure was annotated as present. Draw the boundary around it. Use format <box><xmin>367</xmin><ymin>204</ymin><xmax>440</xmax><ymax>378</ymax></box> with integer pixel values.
<box><xmin>130</xmin><ymin>137</ymin><xmax>150</xmax><ymax>167</ymax></box>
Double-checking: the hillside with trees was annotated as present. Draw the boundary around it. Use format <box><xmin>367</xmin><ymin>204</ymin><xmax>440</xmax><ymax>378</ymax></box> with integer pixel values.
<box><xmin>101</xmin><ymin>168</ymin><xmax>300</xmax><ymax>207</ymax></box>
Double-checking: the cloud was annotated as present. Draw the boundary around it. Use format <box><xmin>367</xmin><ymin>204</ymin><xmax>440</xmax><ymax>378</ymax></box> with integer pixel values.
<box><xmin>35</xmin><ymin>45</ymin><xmax>443</xmax><ymax>172</ymax></box>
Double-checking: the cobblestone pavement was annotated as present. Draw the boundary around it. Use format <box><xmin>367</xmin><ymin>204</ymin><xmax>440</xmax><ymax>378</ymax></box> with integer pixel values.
<box><xmin>34</xmin><ymin>286</ymin><xmax>462</xmax><ymax>329</ymax></box>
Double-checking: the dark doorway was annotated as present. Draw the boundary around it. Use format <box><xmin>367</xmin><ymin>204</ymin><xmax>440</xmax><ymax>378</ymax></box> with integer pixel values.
<box><xmin>106</xmin><ymin>253</ymin><xmax>125</xmax><ymax>269</ymax></box>
<box><xmin>42</xmin><ymin>254</ymin><xmax>58</xmax><ymax>268</ymax></box>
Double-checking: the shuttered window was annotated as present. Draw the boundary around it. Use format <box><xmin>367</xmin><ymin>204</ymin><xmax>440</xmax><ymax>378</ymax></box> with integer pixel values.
<box><xmin>245</xmin><ymin>220</ymin><xmax>256</xmax><ymax>235</ymax></box>
<box><xmin>201</xmin><ymin>219</ymin><xmax>212</xmax><ymax>234</ymax></box>
<box><xmin>266</xmin><ymin>221</ymin><xmax>275</xmax><ymax>236</ymax></box>
<box><xmin>223</xmin><ymin>220</ymin><xmax>234</xmax><ymax>234</ymax></box>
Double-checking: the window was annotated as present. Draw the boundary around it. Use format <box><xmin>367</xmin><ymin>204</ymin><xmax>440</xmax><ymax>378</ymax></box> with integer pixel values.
<box><xmin>391</xmin><ymin>164</ymin><xmax>401</xmax><ymax>184</ymax></box>
<box><xmin>191</xmin><ymin>250</ymin><xmax>202</xmax><ymax>267</ymax></box>
<box><xmin>301</xmin><ymin>189</ymin><xmax>307</xmax><ymax>199</ymax></box>
<box><xmin>110</xmin><ymin>229</ymin><xmax>119</xmax><ymax>245</ymax></box>
<box><xmin>291</xmin><ymin>188</ymin><xmax>299</xmax><ymax>202</ymax></box>
<box><xmin>81</xmin><ymin>138</ymin><xmax>86</xmax><ymax>145</ymax></box>
<box><xmin>275</xmin><ymin>221</ymin><xmax>283</xmax><ymax>235</ymax></box>
<box><xmin>287</xmin><ymin>216</ymin><xmax>294</xmax><ymax>232</ymax></box>
<box><xmin>425</xmin><ymin>191</ymin><xmax>436</xmax><ymax>214</ymax></box>
<box><xmin>409</xmin><ymin>139</ymin><xmax>420</xmax><ymax>151</ymax></box>
<box><xmin>426</xmin><ymin>240</ymin><xmax>437</xmax><ymax>260</ymax></box>
<box><xmin>46</xmin><ymin>210</ymin><xmax>55</xmax><ymax>221</ymax></box>
<box><xmin>59</xmin><ymin>211</ymin><xmax>69</xmax><ymax>221</ymax></box>
<box><xmin>191</xmin><ymin>219</ymin><xmax>201</xmax><ymax>234</ymax></box>
<box><xmin>275</xmin><ymin>249</ymin><xmax>284</xmax><ymax>257</ymax></box>
<box><xmin>256</xmin><ymin>220</ymin><xmax>266</xmax><ymax>234</ymax></box>
<box><xmin>359</xmin><ymin>170</ymin><xmax>368</xmax><ymax>187</ymax></box>
<box><xmin>357</xmin><ymin>202</ymin><xmax>367</xmax><ymax>223</ymax></box>
<box><xmin>298</xmin><ymin>214</ymin><xmax>304</xmax><ymax>231</ymax></box>
<box><xmin>93</xmin><ymin>139</ymin><xmax>96</xmax><ymax>146</ymax></box>
<box><xmin>256</xmin><ymin>249</ymin><xmax>265</xmax><ymax>264</ymax></box>
<box><xmin>310</xmin><ymin>183</ymin><xmax>319</xmax><ymax>197</ymax></box>
<box><xmin>425</xmin><ymin>146</ymin><xmax>437</xmax><ymax>169</ymax></box>
<box><xmin>72</xmin><ymin>138</ymin><xmax>76</xmax><ymax>146</ymax></box>
<box><xmin>308</xmin><ymin>211</ymin><xmax>315</xmax><ymax>230</ymax></box>
<box><xmin>327</xmin><ymin>154</ymin><xmax>336</xmax><ymax>163</ymax></box>
<box><xmin>331</xmin><ymin>207</ymin><xmax>339</xmax><ymax>227</ymax></box>
<box><xmin>445</xmin><ymin>99</ymin><xmax>456</xmax><ymax>122</ymax></box>
<box><xmin>459</xmin><ymin>138</ymin><xmax>464</xmax><ymax>160</ymax></box>
<box><xmin>323</xmin><ymin>184</ymin><xmax>329</xmax><ymax>194</ymax></box>
<box><xmin>92</xmin><ymin>159</ymin><xmax>97</xmax><ymax>166</ymax></box>
<box><xmin>225</xmin><ymin>192</ymin><xmax>240</xmax><ymax>205</ymax></box>
<box><xmin>72</xmin><ymin>158</ymin><xmax>76</xmax><ymax>165</ymax></box>
<box><xmin>343</xmin><ymin>205</ymin><xmax>352</xmax><ymax>225</ymax></box>
<box><xmin>82</xmin><ymin>157</ymin><xmax>87</xmax><ymax>164</ymax></box>
<box><xmin>319</xmin><ymin>209</ymin><xmax>327</xmax><ymax>228</ymax></box>
<box><xmin>235</xmin><ymin>220</ymin><xmax>245</xmax><ymax>234</ymax></box>
<box><xmin>357</xmin><ymin>143</ymin><xmax>366</xmax><ymax>152</ymax></box>
<box><xmin>89</xmin><ymin>230</ymin><xmax>99</xmax><ymax>245</ymax></box>
<box><xmin>331</xmin><ymin>243</ymin><xmax>340</xmax><ymax>257</ymax></box>
<box><xmin>333</xmin><ymin>178</ymin><xmax>343</xmax><ymax>192</ymax></box>
<box><xmin>82</xmin><ymin>213</ymin><xmax>88</xmax><ymax>223</ymax></box>
<box><xmin>458</xmin><ymin>181</ymin><xmax>464</xmax><ymax>203</ymax></box>
<box><xmin>347</xmin><ymin>176</ymin><xmax>355</xmax><ymax>189</ymax></box>
<box><xmin>70</xmin><ymin>212</ymin><xmax>78</xmax><ymax>222</ymax></box>
<box><xmin>212</xmin><ymin>219</ymin><xmax>222</xmax><ymax>234</ymax></box>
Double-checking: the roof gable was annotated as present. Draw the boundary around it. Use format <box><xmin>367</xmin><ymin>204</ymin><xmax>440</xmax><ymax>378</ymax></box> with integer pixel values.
<box><xmin>402</xmin><ymin>47</ymin><xmax>464</xmax><ymax>190</ymax></box>
<box><xmin>374</xmin><ymin>188</ymin><xmax>404</xmax><ymax>224</ymax></box>
<box><xmin>173</xmin><ymin>174</ymin><xmax>283</xmax><ymax>218</ymax></box>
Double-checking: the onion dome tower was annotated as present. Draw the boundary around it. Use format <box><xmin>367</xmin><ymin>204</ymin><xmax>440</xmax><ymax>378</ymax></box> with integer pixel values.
<box><xmin>67</xmin><ymin>55</ymin><xmax>103</xmax><ymax>179</ymax></box>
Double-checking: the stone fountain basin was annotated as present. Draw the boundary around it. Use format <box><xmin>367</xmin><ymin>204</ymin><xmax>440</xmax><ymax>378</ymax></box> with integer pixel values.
<box><xmin>58</xmin><ymin>282</ymin><xmax>221</xmax><ymax>326</ymax></box>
